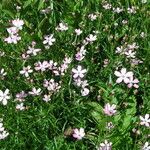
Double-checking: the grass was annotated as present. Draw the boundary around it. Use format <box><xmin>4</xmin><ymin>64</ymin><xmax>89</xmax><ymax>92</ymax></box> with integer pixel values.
<box><xmin>0</xmin><ymin>0</ymin><xmax>150</xmax><ymax>149</ymax></box>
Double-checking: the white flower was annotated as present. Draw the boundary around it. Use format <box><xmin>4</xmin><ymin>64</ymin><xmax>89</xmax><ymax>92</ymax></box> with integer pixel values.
<box><xmin>0</xmin><ymin>130</ymin><xmax>9</xmax><ymax>140</ymax></box>
<box><xmin>81</xmin><ymin>88</ymin><xmax>89</xmax><ymax>96</ymax></box>
<box><xmin>16</xmin><ymin>103</ymin><xmax>25</xmax><ymax>110</ymax></box>
<box><xmin>125</xmin><ymin>50</ymin><xmax>136</xmax><ymax>58</ymax></box>
<box><xmin>26</xmin><ymin>46</ymin><xmax>41</xmax><ymax>56</ymax></box>
<box><xmin>4</xmin><ymin>34</ymin><xmax>21</xmax><ymax>44</ymax></box>
<box><xmin>34</xmin><ymin>61</ymin><xmax>49</xmax><ymax>72</ymax></box>
<box><xmin>140</xmin><ymin>114</ymin><xmax>150</xmax><ymax>127</ymax></box>
<box><xmin>113</xmin><ymin>7</ymin><xmax>123</xmax><ymax>13</ymax></box>
<box><xmin>43</xmin><ymin>94</ymin><xmax>51</xmax><ymax>102</ymax></box>
<box><xmin>86</xmin><ymin>34</ymin><xmax>97</xmax><ymax>43</ymax></box>
<box><xmin>0</xmin><ymin>68</ymin><xmax>7</xmax><ymax>77</ymax></box>
<box><xmin>114</xmin><ymin>68</ymin><xmax>133</xmax><ymax>84</ymax></box>
<box><xmin>55</xmin><ymin>23</ymin><xmax>68</xmax><ymax>31</ymax></box>
<box><xmin>97</xmin><ymin>140</ymin><xmax>112</xmax><ymax>150</ymax></box>
<box><xmin>7</xmin><ymin>27</ymin><xmax>18</xmax><ymax>35</ymax></box>
<box><xmin>88</xmin><ymin>14</ymin><xmax>97</xmax><ymax>21</ymax></box>
<box><xmin>75</xmin><ymin>29</ymin><xmax>83</xmax><ymax>35</ymax></box>
<box><xmin>127</xmin><ymin>76</ymin><xmax>139</xmax><ymax>88</ymax></box>
<box><xmin>142</xmin><ymin>142</ymin><xmax>150</xmax><ymax>150</ymax></box>
<box><xmin>103</xmin><ymin>103</ymin><xmax>117</xmax><ymax>116</ymax></box>
<box><xmin>0</xmin><ymin>89</ymin><xmax>10</xmax><ymax>105</ymax></box>
<box><xmin>43</xmin><ymin>34</ymin><xmax>56</xmax><ymax>47</ymax></box>
<box><xmin>72</xmin><ymin>66</ymin><xmax>87</xmax><ymax>79</ymax></box>
<box><xmin>72</xmin><ymin>128</ymin><xmax>85</xmax><ymax>140</ymax></box>
<box><xmin>29</xmin><ymin>88</ymin><xmax>41</xmax><ymax>96</ymax></box>
<box><xmin>0</xmin><ymin>123</ymin><xmax>4</xmax><ymax>132</ymax></box>
<box><xmin>20</xmin><ymin>66</ymin><xmax>33</xmax><ymax>77</ymax></box>
<box><xmin>12</xmin><ymin>19</ymin><xmax>24</xmax><ymax>30</ymax></box>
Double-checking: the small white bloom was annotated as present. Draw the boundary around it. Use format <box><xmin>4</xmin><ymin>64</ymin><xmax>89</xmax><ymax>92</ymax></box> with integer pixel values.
<box><xmin>88</xmin><ymin>14</ymin><xmax>97</xmax><ymax>21</ymax></box>
<box><xmin>81</xmin><ymin>88</ymin><xmax>89</xmax><ymax>96</ymax></box>
<box><xmin>20</xmin><ymin>66</ymin><xmax>33</xmax><ymax>77</ymax></box>
<box><xmin>12</xmin><ymin>19</ymin><xmax>24</xmax><ymax>30</ymax></box>
<box><xmin>72</xmin><ymin>66</ymin><xmax>87</xmax><ymax>79</ymax></box>
<box><xmin>142</xmin><ymin>142</ymin><xmax>150</xmax><ymax>150</ymax></box>
<box><xmin>29</xmin><ymin>88</ymin><xmax>42</xmax><ymax>96</ymax></box>
<box><xmin>97</xmin><ymin>140</ymin><xmax>112</xmax><ymax>150</ymax></box>
<box><xmin>86</xmin><ymin>34</ymin><xmax>97</xmax><ymax>43</ymax></box>
<box><xmin>43</xmin><ymin>34</ymin><xmax>56</xmax><ymax>47</ymax></box>
<box><xmin>140</xmin><ymin>114</ymin><xmax>150</xmax><ymax>127</ymax></box>
<box><xmin>114</xmin><ymin>68</ymin><xmax>133</xmax><ymax>84</ymax></box>
<box><xmin>16</xmin><ymin>103</ymin><xmax>25</xmax><ymax>110</ymax></box>
<box><xmin>72</xmin><ymin>128</ymin><xmax>85</xmax><ymax>140</ymax></box>
<box><xmin>43</xmin><ymin>94</ymin><xmax>51</xmax><ymax>102</ymax></box>
<box><xmin>0</xmin><ymin>89</ymin><xmax>10</xmax><ymax>105</ymax></box>
<box><xmin>56</xmin><ymin>23</ymin><xmax>68</xmax><ymax>31</ymax></box>
<box><xmin>75</xmin><ymin>29</ymin><xmax>83</xmax><ymax>35</ymax></box>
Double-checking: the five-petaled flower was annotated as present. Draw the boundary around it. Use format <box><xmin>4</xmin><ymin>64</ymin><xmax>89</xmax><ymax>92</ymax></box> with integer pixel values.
<box><xmin>114</xmin><ymin>68</ymin><xmax>133</xmax><ymax>84</ymax></box>
<box><xmin>0</xmin><ymin>89</ymin><xmax>10</xmax><ymax>105</ymax></box>
<box><xmin>72</xmin><ymin>65</ymin><xmax>87</xmax><ymax>79</ymax></box>
<box><xmin>72</xmin><ymin>128</ymin><xmax>85</xmax><ymax>140</ymax></box>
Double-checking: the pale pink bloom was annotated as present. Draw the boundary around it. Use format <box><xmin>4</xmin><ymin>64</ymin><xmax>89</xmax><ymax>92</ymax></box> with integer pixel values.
<box><xmin>16</xmin><ymin>91</ymin><xmax>27</xmax><ymax>102</ymax></box>
<box><xmin>21</xmin><ymin>53</ymin><xmax>30</xmax><ymax>59</ymax></box>
<box><xmin>114</xmin><ymin>68</ymin><xmax>133</xmax><ymax>84</ymax></box>
<box><xmin>0</xmin><ymin>89</ymin><xmax>10</xmax><ymax>105</ymax></box>
<box><xmin>26</xmin><ymin>46</ymin><xmax>41</xmax><ymax>56</ymax></box>
<box><xmin>142</xmin><ymin>142</ymin><xmax>150</xmax><ymax>150</ymax></box>
<box><xmin>43</xmin><ymin>79</ymin><xmax>61</xmax><ymax>92</ymax></box>
<box><xmin>81</xmin><ymin>88</ymin><xmax>89</xmax><ymax>96</ymax></box>
<box><xmin>72</xmin><ymin>128</ymin><xmax>85</xmax><ymax>140</ymax></box>
<box><xmin>43</xmin><ymin>34</ymin><xmax>56</xmax><ymax>46</ymax></box>
<box><xmin>97</xmin><ymin>140</ymin><xmax>112</xmax><ymax>150</ymax></box>
<box><xmin>16</xmin><ymin>103</ymin><xmax>25</xmax><ymax>110</ymax></box>
<box><xmin>12</xmin><ymin>19</ymin><xmax>24</xmax><ymax>30</ymax></box>
<box><xmin>7</xmin><ymin>27</ymin><xmax>18</xmax><ymax>35</ymax></box>
<box><xmin>20</xmin><ymin>66</ymin><xmax>33</xmax><ymax>77</ymax></box>
<box><xmin>127</xmin><ymin>76</ymin><xmax>139</xmax><ymax>88</ymax></box>
<box><xmin>86</xmin><ymin>34</ymin><xmax>97</xmax><ymax>43</ymax></box>
<box><xmin>43</xmin><ymin>94</ymin><xmax>51</xmax><ymax>102</ymax></box>
<box><xmin>75</xmin><ymin>29</ymin><xmax>82</xmax><ymax>35</ymax></box>
<box><xmin>34</xmin><ymin>61</ymin><xmax>49</xmax><ymax>72</ymax></box>
<box><xmin>55</xmin><ymin>23</ymin><xmax>68</xmax><ymax>31</ymax></box>
<box><xmin>29</xmin><ymin>88</ymin><xmax>41</xmax><ymax>96</ymax></box>
<box><xmin>125</xmin><ymin>50</ymin><xmax>136</xmax><ymax>58</ymax></box>
<box><xmin>4</xmin><ymin>34</ymin><xmax>21</xmax><ymax>44</ymax></box>
<box><xmin>75</xmin><ymin>52</ymin><xmax>85</xmax><ymax>61</ymax></box>
<box><xmin>72</xmin><ymin>66</ymin><xmax>87</xmax><ymax>78</ymax></box>
<box><xmin>127</xmin><ymin>43</ymin><xmax>139</xmax><ymax>50</ymax></box>
<box><xmin>140</xmin><ymin>114</ymin><xmax>150</xmax><ymax>127</ymax></box>
<box><xmin>103</xmin><ymin>103</ymin><xmax>116</xmax><ymax>116</ymax></box>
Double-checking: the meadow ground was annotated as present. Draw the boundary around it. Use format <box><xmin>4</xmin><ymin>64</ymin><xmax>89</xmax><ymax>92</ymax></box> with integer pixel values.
<box><xmin>0</xmin><ymin>0</ymin><xmax>150</xmax><ymax>149</ymax></box>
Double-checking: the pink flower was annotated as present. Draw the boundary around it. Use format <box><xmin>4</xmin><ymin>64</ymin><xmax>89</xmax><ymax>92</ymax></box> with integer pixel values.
<box><xmin>103</xmin><ymin>103</ymin><xmax>117</xmax><ymax>116</ymax></box>
<box><xmin>12</xmin><ymin>19</ymin><xmax>24</xmax><ymax>30</ymax></box>
<box><xmin>114</xmin><ymin>68</ymin><xmax>133</xmax><ymax>84</ymax></box>
<box><xmin>97</xmin><ymin>140</ymin><xmax>112</xmax><ymax>150</ymax></box>
<box><xmin>127</xmin><ymin>76</ymin><xmax>139</xmax><ymax>88</ymax></box>
<box><xmin>20</xmin><ymin>66</ymin><xmax>33</xmax><ymax>77</ymax></box>
<box><xmin>72</xmin><ymin>128</ymin><xmax>85</xmax><ymax>140</ymax></box>
<box><xmin>72</xmin><ymin>66</ymin><xmax>87</xmax><ymax>79</ymax></box>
